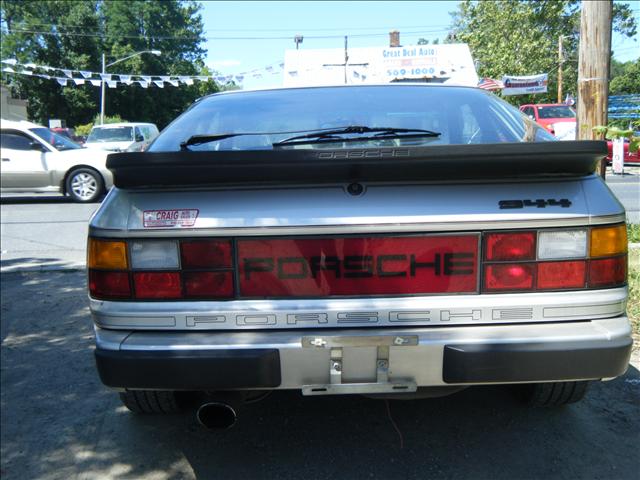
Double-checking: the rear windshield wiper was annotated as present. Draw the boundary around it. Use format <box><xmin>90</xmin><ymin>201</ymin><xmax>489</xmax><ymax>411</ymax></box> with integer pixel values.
<box><xmin>180</xmin><ymin>133</ymin><xmax>247</xmax><ymax>150</ymax></box>
<box><xmin>272</xmin><ymin>125</ymin><xmax>441</xmax><ymax>147</ymax></box>
<box><xmin>180</xmin><ymin>126</ymin><xmax>441</xmax><ymax>150</ymax></box>
<box><xmin>180</xmin><ymin>126</ymin><xmax>393</xmax><ymax>150</ymax></box>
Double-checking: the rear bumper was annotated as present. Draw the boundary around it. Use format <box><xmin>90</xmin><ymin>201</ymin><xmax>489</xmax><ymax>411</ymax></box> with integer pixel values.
<box><xmin>96</xmin><ymin>348</ymin><xmax>281</xmax><ymax>390</ymax></box>
<box><xmin>94</xmin><ymin>316</ymin><xmax>633</xmax><ymax>391</ymax></box>
<box><xmin>442</xmin><ymin>338</ymin><xmax>631</xmax><ymax>383</ymax></box>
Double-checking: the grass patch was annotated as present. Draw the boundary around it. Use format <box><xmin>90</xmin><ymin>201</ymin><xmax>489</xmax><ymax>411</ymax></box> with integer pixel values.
<box><xmin>629</xmin><ymin>248</ymin><xmax>639</xmax><ymax>340</ymax></box>
<box><xmin>628</xmin><ymin>224</ymin><xmax>640</xmax><ymax>243</ymax></box>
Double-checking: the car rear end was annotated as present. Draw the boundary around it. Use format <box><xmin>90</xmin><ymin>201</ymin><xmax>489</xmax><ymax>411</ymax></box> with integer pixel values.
<box><xmin>87</xmin><ymin>86</ymin><xmax>632</xmax><ymax>418</ymax></box>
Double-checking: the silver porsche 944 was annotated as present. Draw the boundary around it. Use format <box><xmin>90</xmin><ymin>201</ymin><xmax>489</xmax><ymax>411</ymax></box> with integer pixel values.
<box><xmin>88</xmin><ymin>85</ymin><xmax>631</xmax><ymax>429</ymax></box>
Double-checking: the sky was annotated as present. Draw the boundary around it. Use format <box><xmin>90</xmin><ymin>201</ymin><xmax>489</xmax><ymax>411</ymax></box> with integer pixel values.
<box><xmin>199</xmin><ymin>0</ymin><xmax>639</xmax><ymax>90</ymax></box>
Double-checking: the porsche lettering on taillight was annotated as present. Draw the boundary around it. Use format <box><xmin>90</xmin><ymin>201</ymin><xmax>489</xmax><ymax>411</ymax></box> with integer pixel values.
<box><xmin>237</xmin><ymin>235</ymin><xmax>479</xmax><ymax>297</ymax></box>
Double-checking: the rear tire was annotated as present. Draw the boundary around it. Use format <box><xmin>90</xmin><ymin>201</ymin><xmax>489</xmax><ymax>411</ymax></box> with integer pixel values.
<box><xmin>66</xmin><ymin>168</ymin><xmax>103</xmax><ymax>203</ymax></box>
<box><xmin>515</xmin><ymin>381</ymin><xmax>590</xmax><ymax>407</ymax></box>
<box><xmin>119</xmin><ymin>390</ymin><xmax>182</xmax><ymax>414</ymax></box>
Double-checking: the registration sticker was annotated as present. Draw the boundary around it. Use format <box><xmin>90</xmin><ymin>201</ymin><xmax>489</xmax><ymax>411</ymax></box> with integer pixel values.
<box><xmin>143</xmin><ymin>209</ymin><xmax>199</xmax><ymax>228</ymax></box>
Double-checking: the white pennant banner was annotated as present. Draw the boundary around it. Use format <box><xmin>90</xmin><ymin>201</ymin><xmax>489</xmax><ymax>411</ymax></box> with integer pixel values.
<box><xmin>1</xmin><ymin>58</ymin><xmax>290</xmax><ymax>87</ymax></box>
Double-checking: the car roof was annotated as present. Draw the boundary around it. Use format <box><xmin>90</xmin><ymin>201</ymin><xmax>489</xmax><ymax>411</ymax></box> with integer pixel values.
<box><xmin>91</xmin><ymin>122</ymin><xmax>157</xmax><ymax>129</ymax></box>
<box><xmin>0</xmin><ymin>119</ymin><xmax>45</xmax><ymax>131</ymax></box>
<box><xmin>530</xmin><ymin>104</ymin><xmax>573</xmax><ymax>107</ymax></box>
<box><xmin>198</xmin><ymin>83</ymin><xmax>482</xmax><ymax>102</ymax></box>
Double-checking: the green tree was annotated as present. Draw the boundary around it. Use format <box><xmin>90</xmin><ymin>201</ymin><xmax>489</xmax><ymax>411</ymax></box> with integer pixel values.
<box><xmin>1</xmin><ymin>0</ymin><xmax>103</xmax><ymax>125</ymax></box>
<box><xmin>609</xmin><ymin>59</ymin><xmax>640</xmax><ymax>95</ymax></box>
<box><xmin>449</xmin><ymin>0</ymin><xmax>637</xmax><ymax>105</ymax></box>
<box><xmin>0</xmin><ymin>0</ymin><xmax>219</xmax><ymax>128</ymax></box>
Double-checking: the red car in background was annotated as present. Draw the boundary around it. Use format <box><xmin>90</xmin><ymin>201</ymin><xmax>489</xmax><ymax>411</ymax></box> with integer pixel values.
<box><xmin>50</xmin><ymin>127</ymin><xmax>85</xmax><ymax>145</ymax></box>
<box><xmin>519</xmin><ymin>103</ymin><xmax>576</xmax><ymax>139</ymax></box>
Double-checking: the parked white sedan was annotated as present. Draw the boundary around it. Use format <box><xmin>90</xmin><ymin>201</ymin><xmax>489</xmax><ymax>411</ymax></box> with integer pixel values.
<box><xmin>0</xmin><ymin>120</ymin><xmax>113</xmax><ymax>202</ymax></box>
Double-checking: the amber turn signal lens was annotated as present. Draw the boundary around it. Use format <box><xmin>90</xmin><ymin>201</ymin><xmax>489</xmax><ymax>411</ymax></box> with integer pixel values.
<box><xmin>590</xmin><ymin>225</ymin><xmax>627</xmax><ymax>258</ymax></box>
<box><xmin>88</xmin><ymin>238</ymin><xmax>128</xmax><ymax>269</ymax></box>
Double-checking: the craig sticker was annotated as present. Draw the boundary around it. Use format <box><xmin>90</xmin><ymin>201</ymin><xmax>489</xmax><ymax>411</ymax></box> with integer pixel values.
<box><xmin>143</xmin><ymin>209</ymin><xmax>199</xmax><ymax>228</ymax></box>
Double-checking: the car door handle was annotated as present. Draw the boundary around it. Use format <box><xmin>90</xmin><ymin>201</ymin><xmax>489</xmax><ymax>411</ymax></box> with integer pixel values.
<box><xmin>1</xmin><ymin>158</ymin><xmax>10</xmax><ymax>162</ymax></box>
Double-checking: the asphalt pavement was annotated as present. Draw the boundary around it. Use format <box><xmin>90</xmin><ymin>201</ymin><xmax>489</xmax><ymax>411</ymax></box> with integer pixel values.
<box><xmin>1</xmin><ymin>270</ymin><xmax>639</xmax><ymax>480</ymax></box>
<box><xmin>0</xmin><ymin>194</ymin><xmax>100</xmax><ymax>271</ymax></box>
<box><xmin>605</xmin><ymin>166</ymin><xmax>640</xmax><ymax>223</ymax></box>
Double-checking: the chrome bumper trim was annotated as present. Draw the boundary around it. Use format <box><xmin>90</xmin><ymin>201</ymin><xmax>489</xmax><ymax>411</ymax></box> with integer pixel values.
<box><xmin>91</xmin><ymin>287</ymin><xmax>628</xmax><ymax>331</ymax></box>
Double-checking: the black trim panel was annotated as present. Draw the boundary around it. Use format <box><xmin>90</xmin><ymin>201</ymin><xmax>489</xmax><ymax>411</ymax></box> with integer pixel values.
<box><xmin>107</xmin><ymin>141</ymin><xmax>607</xmax><ymax>188</ymax></box>
<box><xmin>95</xmin><ymin>348</ymin><xmax>281</xmax><ymax>389</ymax></box>
<box><xmin>442</xmin><ymin>336</ymin><xmax>632</xmax><ymax>383</ymax></box>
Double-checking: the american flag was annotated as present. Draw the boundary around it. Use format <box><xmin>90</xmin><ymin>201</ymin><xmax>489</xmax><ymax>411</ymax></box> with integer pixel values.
<box><xmin>477</xmin><ymin>78</ymin><xmax>504</xmax><ymax>91</ymax></box>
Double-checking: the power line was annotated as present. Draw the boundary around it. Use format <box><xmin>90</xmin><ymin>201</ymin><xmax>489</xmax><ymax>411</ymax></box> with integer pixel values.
<box><xmin>0</xmin><ymin>19</ymin><xmax>453</xmax><ymax>33</ymax></box>
<box><xmin>3</xmin><ymin>27</ymin><xmax>452</xmax><ymax>41</ymax></box>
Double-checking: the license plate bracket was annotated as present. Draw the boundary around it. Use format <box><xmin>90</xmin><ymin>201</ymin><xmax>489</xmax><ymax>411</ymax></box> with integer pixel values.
<box><xmin>301</xmin><ymin>334</ymin><xmax>418</xmax><ymax>396</ymax></box>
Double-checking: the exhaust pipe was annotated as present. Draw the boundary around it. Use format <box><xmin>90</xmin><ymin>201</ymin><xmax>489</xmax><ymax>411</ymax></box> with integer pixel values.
<box><xmin>196</xmin><ymin>402</ymin><xmax>238</xmax><ymax>430</ymax></box>
<box><xmin>196</xmin><ymin>392</ymin><xmax>243</xmax><ymax>430</ymax></box>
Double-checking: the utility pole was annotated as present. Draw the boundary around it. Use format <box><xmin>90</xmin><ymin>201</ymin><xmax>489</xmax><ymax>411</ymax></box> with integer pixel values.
<box><xmin>322</xmin><ymin>35</ymin><xmax>368</xmax><ymax>84</ymax></box>
<box><xmin>343</xmin><ymin>35</ymin><xmax>348</xmax><ymax>84</ymax></box>
<box><xmin>557</xmin><ymin>35</ymin><xmax>563</xmax><ymax>103</ymax></box>
<box><xmin>100</xmin><ymin>53</ymin><xmax>106</xmax><ymax>125</ymax></box>
<box><xmin>99</xmin><ymin>50</ymin><xmax>161</xmax><ymax>125</ymax></box>
<box><xmin>576</xmin><ymin>0</ymin><xmax>612</xmax><ymax>177</ymax></box>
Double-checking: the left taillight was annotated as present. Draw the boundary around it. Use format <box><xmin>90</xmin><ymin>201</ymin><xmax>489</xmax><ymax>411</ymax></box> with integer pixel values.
<box><xmin>88</xmin><ymin>239</ymin><xmax>131</xmax><ymax>299</ymax></box>
<box><xmin>87</xmin><ymin>238</ymin><xmax>235</xmax><ymax>301</ymax></box>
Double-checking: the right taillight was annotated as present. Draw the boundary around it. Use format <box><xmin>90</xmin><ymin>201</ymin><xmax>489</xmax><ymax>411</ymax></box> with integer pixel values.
<box><xmin>482</xmin><ymin>224</ymin><xmax>627</xmax><ymax>293</ymax></box>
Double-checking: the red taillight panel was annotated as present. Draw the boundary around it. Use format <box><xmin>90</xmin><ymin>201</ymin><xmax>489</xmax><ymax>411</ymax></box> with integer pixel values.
<box><xmin>184</xmin><ymin>271</ymin><xmax>234</xmax><ymax>298</ymax></box>
<box><xmin>88</xmin><ymin>226</ymin><xmax>627</xmax><ymax>301</ymax></box>
<box><xmin>181</xmin><ymin>240</ymin><xmax>232</xmax><ymax>269</ymax></box>
<box><xmin>589</xmin><ymin>256</ymin><xmax>627</xmax><ymax>288</ymax></box>
<box><xmin>89</xmin><ymin>270</ymin><xmax>131</xmax><ymax>299</ymax></box>
<box><xmin>537</xmin><ymin>261</ymin><xmax>586</xmax><ymax>290</ymax></box>
<box><xmin>238</xmin><ymin>235</ymin><xmax>479</xmax><ymax>297</ymax></box>
<box><xmin>484</xmin><ymin>263</ymin><xmax>535</xmax><ymax>291</ymax></box>
<box><xmin>484</xmin><ymin>232</ymin><xmax>535</xmax><ymax>261</ymax></box>
<box><xmin>133</xmin><ymin>272</ymin><xmax>182</xmax><ymax>299</ymax></box>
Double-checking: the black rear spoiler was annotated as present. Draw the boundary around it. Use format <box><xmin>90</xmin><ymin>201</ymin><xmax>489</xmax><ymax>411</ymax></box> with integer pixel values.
<box><xmin>106</xmin><ymin>141</ymin><xmax>607</xmax><ymax>189</ymax></box>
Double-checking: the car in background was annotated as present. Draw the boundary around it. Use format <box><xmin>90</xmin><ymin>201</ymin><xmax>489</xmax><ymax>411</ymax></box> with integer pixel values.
<box><xmin>606</xmin><ymin>137</ymin><xmax>639</xmax><ymax>165</ymax></box>
<box><xmin>84</xmin><ymin>122</ymin><xmax>159</xmax><ymax>152</ymax></box>
<box><xmin>519</xmin><ymin>104</ymin><xmax>576</xmax><ymax>140</ymax></box>
<box><xmin>50</xmin><ymin>127</ymin><xmax>86</xmax><ymax>145</ymax></box>
<box><xmin>0</xmin><ymin>120</ymin><xmax>113</xmax><ymax>202</ymax></box>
